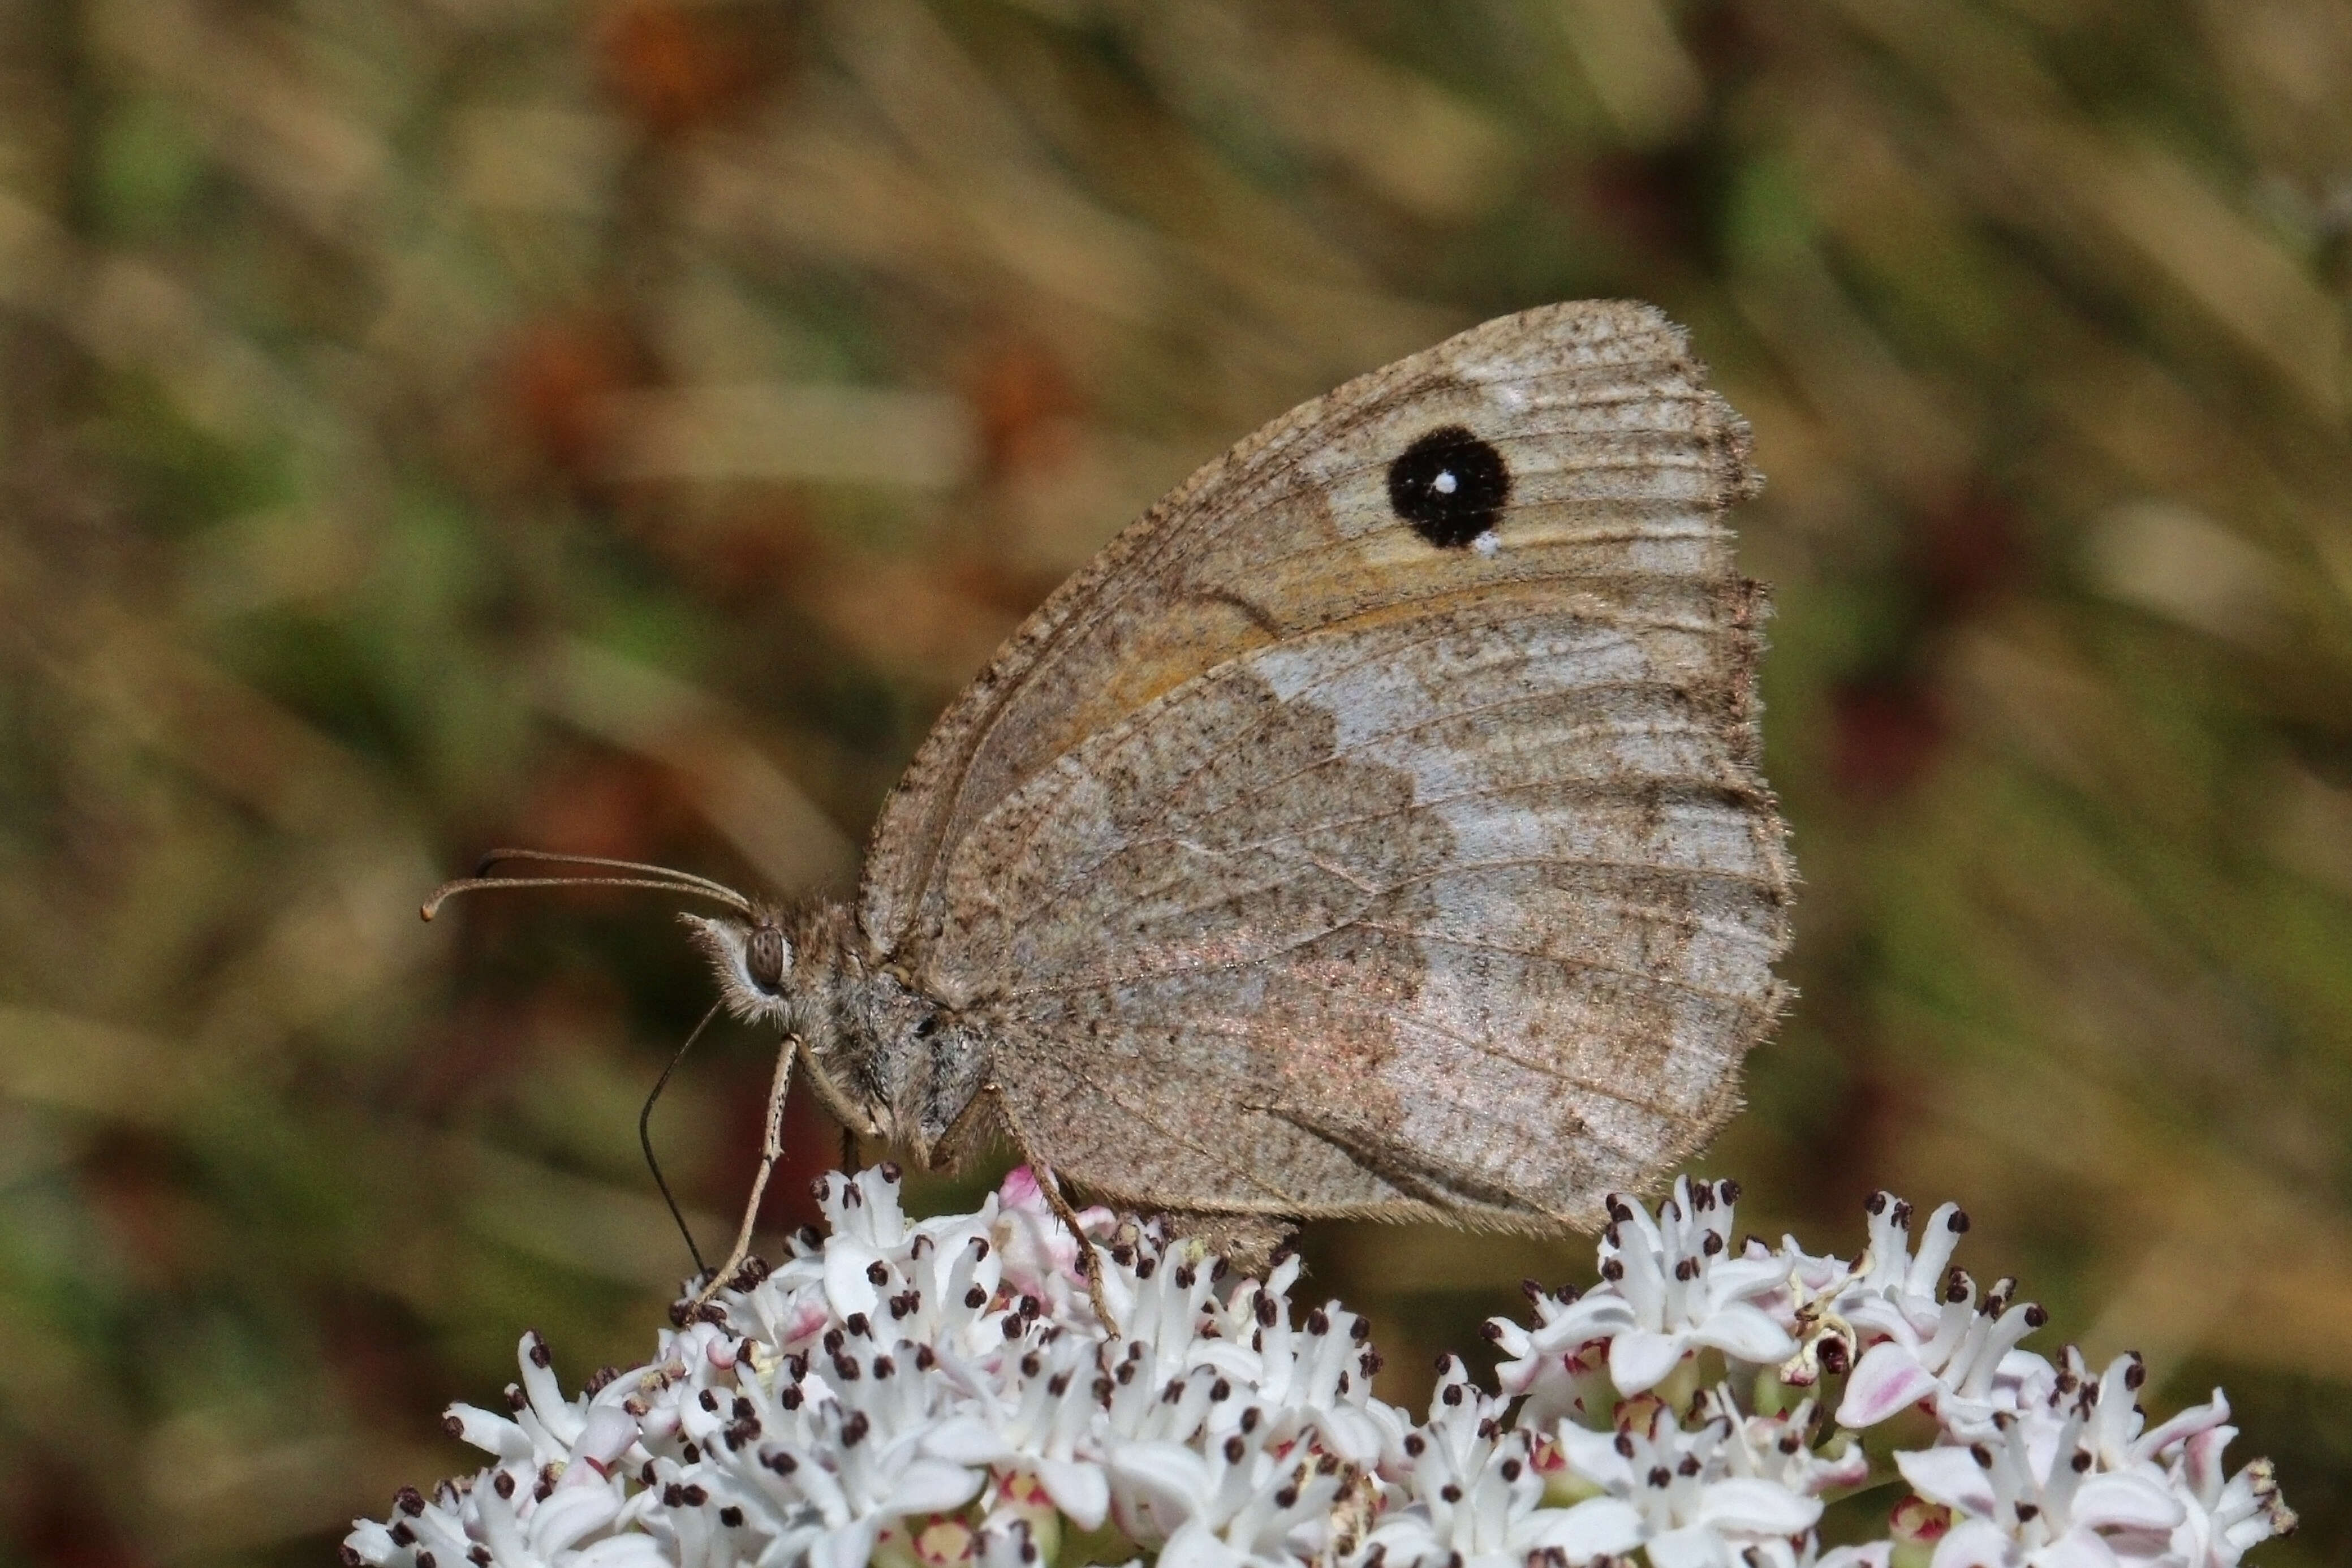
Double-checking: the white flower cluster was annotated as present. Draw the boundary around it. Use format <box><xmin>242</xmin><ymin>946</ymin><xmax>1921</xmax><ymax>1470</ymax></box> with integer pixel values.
<box><xmin>346</xmin><ymin>1173</ymin><xmax>2295</xmax><ymax>1568</ymax></box>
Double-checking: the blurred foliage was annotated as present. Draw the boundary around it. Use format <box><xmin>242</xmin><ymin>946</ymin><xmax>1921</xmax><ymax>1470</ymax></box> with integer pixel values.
<box><xmin>3</xmin><ymin>0</ymin><xmax>2351</xmax><ymax>1562</ymax></box>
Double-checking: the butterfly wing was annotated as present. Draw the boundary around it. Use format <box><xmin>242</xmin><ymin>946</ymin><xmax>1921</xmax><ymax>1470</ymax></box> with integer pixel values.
<box><xmin>861</xmin><ymin>300</ymin><xmax>1790</xmax><ymax>1226</ymax></box>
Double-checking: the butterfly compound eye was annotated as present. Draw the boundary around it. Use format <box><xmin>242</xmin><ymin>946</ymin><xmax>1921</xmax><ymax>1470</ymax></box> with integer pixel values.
<box><xmin>1387</xmin><ymin>425</ymin><xmax>1510</xmax><ymax>549</ymax></box>
<box><xmin>745</xmin><ymin>921</ymin><xmax>789</xmax><ymax>996</ymax></box>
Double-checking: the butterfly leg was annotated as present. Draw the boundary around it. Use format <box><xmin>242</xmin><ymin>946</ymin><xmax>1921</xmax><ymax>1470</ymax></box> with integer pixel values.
<box><xmin>984</xmin><ymin>1081</ymin><xmax>1118</xmax><ymax>1333</ymax></box>
<box><xmin>686</xmin><ymin>1036</ymin><xmax>799</xmax><ymax>1313</ymax></box>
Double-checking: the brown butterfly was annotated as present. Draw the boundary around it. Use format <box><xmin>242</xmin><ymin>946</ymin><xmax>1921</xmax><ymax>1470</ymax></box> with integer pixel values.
<box><xmin>429</xmin><ymin>300</ymin><xmax>1793</xmax><ymax>1315</ymax></box>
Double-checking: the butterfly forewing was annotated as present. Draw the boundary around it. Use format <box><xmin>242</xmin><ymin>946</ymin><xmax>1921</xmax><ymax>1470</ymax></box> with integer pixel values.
<box><xmin>859</xmin><ymin>300</ymin><xmax>1790</xmax><ymax>1227</ymax></box>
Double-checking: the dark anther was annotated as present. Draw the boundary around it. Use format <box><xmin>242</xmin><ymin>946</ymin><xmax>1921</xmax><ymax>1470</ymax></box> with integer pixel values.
<box><xmin>841</xmin><ymin>1411</ymin><xmax>871</xmax><ymax>1448</ymax></box>
<box><xmin>1440</xmin><ymin>1484</ymin><xmax>1464</xmax><ymax>1504</ymax></box>
<box><xmin>1308</xmin><ymin>1308</ymin><xmax>1330</xmax><ymax>1335</ymax></box>
<box><xmin>699</xmin><ymin>1390</ymin><xmax>719</xmax><ymax>1412</ymax></box>
<box><xmin>1275</xmin><ymin>1485</ymin><xmax>1300</xmax><ymax>1509</ymax></box>
<box><xmin>443</xmin><ymin>1414</ymin><xmax>464</xmax><ymax>1438</ymax></box>
<box><xmin>397</xmin><ymin>1487</ymin><xmax>426</xmax><ymax>1517</ymax></box>
<box><xmin>1224</xmin><ymin>1435</ymin><xmax>1247</xmax><ymax>1463</ymax></box>
<box><xmin>867</xmin><ymin>1260</ymin><xmax>890</xmax><ymax>1286</ymax></box>
<box><xmin>720</xmin><ymin>1506</ymin><xmax>745</xmax><ymax>1528</ymax></box>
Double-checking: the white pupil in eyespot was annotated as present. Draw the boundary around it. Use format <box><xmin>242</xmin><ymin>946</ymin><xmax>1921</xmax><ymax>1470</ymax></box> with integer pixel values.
<box><xmin>1433</xmin><ymin>469</ymin><xmax>1458</xmax><ymax>495</ymax></box>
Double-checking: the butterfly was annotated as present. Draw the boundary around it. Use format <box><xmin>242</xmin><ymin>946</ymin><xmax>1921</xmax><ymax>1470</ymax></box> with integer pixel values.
<box><xmin>430</xmin><ymin>300</ymin><xmax>1793</xmax><ymax>1313</ymax></box>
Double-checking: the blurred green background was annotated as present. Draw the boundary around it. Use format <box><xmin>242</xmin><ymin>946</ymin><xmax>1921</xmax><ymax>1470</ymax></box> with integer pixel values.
<box><xmin>4</xmin><ymin>0</ymin><xmax>2351</xmax><ymax>1561</ymax></box>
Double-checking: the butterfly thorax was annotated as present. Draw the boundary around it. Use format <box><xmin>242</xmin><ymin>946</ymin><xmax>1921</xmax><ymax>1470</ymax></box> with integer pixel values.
<box><xmin>680</xmin><ymin>901</ymin><xmax>992</xmax><ymax>1170</ymax></box>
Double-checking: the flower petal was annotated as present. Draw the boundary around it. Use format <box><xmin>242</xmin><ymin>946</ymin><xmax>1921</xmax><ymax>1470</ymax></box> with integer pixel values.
<box><xmin>824</xmin><ymin>1239</ymin><xmax>885</xmax><ymax>1320</ymax></box>
<box><xmin>1841</xmin><ymin>1342</ymin><xmax>1944</xmax><ymax>1429</ymax></box>
<box><xmin>888</xmin><ymin>1458</ymin><xmax>988</xmax><ymax>1518</ymax></box>
<box><xmin>1931</xmin><ymin>1518</ymin><xmax>2019</xmax><ymax>1568</ymax></box>
<box><xmin>2029</xmin><ymin>1528</ymin><xmax>2122</xmax><ymax>1568</ymax></box>
<box><xmin>1609</xmin><ymin>1329</ymin><xmax>1687</xmax><ymax>1394</ymax></box>
<box><xmin>1690</xmin><ymin>1304</ymin><xmax>1798</xmax><ymax>1366</ymax></box>
<box><xmin>1648</xmin><ymin>1523</ymin><xmax>1734</xmax><ymax>1568</ymax></box>
<box><xmin>1037</xmin><ymin>1458</ymin><xmax>1110</xmax><ymax>1531</ymax></box>
<box><xmin>1157</xmin><ymin>1519</ymin><xmax>1243</xmax><ymax>1568</ymax></box>
<box><xmin>2073</xmin><ymin>1473</ymin><xmax>2187</xmax><ymax>1535</ymax></box>
<box><xmin>1898</xmin><ymin>1446</ymin><xmax>1998</xmax><ymax>1516</ymax></box>
<box><xmin>1521</xmin><ymin>1497</ymin><xmax>1645</xmax><ymax>1560</ymax></box>
<box><xmin>1696</xmin><ymin>1477</ymin><xmax>1823</xmax><ymax>1535</ymax></box>
<box><xmin>923</xmin><ymin>1415</ymin><xmax>1010</xmax><ymax>1466</ymax></box>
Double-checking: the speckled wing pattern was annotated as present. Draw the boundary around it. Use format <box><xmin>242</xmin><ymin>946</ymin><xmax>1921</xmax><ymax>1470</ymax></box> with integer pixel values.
<box><xmin>860</xmin><ymin>301</ymin><xmax>1791</xmax><ymax>1229</ymax></box>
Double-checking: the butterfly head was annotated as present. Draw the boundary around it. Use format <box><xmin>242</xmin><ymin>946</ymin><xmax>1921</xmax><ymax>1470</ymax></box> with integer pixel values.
<box><xmin>682</xmin><ymin>905</ymin><xmax>817</xmax><ymax>1031</ymax></box>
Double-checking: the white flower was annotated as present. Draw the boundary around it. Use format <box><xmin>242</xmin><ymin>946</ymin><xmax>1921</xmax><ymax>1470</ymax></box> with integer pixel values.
<box><xmin>344</xmin><ymin>1171</ymin><xmax>2291</xmax><ymax>1568</ymax></box>
<box><xmin>1896</xmin><ymin>1402</ymin><xmax>2183</xmax><ymax>1568</ymax></box>
<box><xmin>1544</xmin><ymin>1403</ymin><xmax>1824</xmax><ymax>1568</ymax></box>
<box><xmin>1831</xmin><ymin>1197</ymin><xmax>2052</xmax><ymax>1434</ymax></box>
<box><xmin>1693</xmin><ymin>1388</ymin><xmax>1869</xmax><ymax>1497</ymax></box>
<box><xmin>1493</xmin><ymin>1178</ymin><xmax>1795</xmax><ymax>1402</ymax></box>
<box><xmin>2040</xmin><ymin>1351</ymin><xmax>2297</xmax><ymax>1568</ymax></box>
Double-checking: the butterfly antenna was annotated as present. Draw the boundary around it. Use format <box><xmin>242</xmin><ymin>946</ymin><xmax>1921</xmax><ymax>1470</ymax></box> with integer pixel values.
<box><xmin>643</xmin><ymin>1001</ymin><xmax>725</xmax><ymax>1281</ymax></box>
<box><xmin>420</xmin><ymin>849</ymin><xmax>755</xmax><ymax>920</ymax></box>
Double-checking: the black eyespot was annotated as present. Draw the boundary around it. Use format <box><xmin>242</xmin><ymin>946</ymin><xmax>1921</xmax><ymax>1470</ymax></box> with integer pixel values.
<box><xmin>1386</xmin><ymin>425</ymin><xmax>1509</xmax><ymax>549</ymax></box>
<box><xmin>746</xmin><ymin>921</ymin><xmax>788</xmax><ymax>995</ymax></box>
